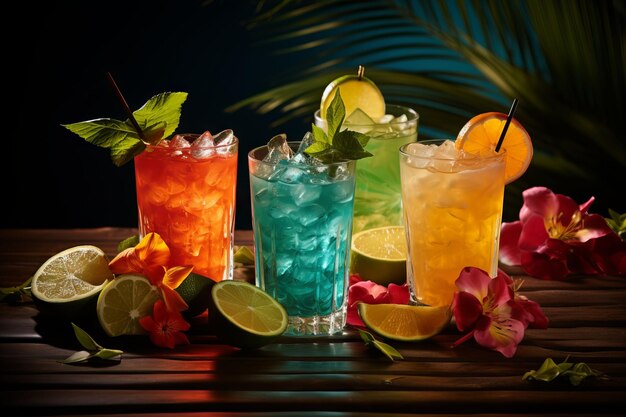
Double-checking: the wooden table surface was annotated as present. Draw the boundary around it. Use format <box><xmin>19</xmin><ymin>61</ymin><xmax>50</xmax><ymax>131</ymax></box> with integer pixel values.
<box><xmin>1</xmin><ymin>228</ymin><xmax>625</xmax><ymax>416</ymax></box>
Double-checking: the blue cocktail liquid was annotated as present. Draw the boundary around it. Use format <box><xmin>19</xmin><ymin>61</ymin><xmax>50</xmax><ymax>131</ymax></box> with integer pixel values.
<box><xmin>250</xmin><ymin>157</ymin><xmax>355</xmax><ymax>336</ymax></box>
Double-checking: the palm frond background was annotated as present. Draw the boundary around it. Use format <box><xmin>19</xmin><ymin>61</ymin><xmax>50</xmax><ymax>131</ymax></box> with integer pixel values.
<box><xmin>228</xmin><ymin>0</ymin><xmax>625</xmax><ymax>221</ymax></box>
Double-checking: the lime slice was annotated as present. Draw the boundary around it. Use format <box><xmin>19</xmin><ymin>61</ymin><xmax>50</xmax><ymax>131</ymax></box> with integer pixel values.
<box><xmin>209</xmin><ymin>280</ymin><xmax>288</xmax><ymax>349</ymax></box>
<box><xmin>96</xmin><ymin>274</ymin><xmax>161</xmax><ymax>337</ymax></box>
<box><xmin>320</xmin><ymin>67</ymin><xmax>385</xmax><ymax>120</ymax></box>
<box><xmin>358</xmin><ymin>303</ymin><xmax>452</xmax><ymax>342</ymax></box>
<box><xmin>175</xmin><ymin>272</ymin><xmax>215</xmax><ymax>319</ymax></box>
<box><xmin>31</xmin><ymin>245</ymin><xmax>114</xmax><ymax>318</ymax></box>
<box><xmin>350</xmin><ymin>226</ymin><xmax>407</xmax><ymax>285</ymax></box>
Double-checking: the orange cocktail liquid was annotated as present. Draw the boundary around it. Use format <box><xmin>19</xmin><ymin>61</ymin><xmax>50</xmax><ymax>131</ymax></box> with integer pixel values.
<box><xmin>134</xmin><ymin>143</ymin><xmax>238</xmax><ymax>281</ymax></box>
<box><xmin>400</xmin><ymin>140</ymin><xmax>506</xmax><ymax>307</ymax></box>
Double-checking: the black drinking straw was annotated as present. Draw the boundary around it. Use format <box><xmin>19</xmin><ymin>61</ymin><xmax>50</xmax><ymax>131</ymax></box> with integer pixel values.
<box><xmin>105</xmin><ymin>71</ymin><xmax>146</xmax><ymax>141</ymax></box>
<box><xmin>495</xmin><ymin>98</ymin><xmax>519</xmax><ymax>152</ymax></box>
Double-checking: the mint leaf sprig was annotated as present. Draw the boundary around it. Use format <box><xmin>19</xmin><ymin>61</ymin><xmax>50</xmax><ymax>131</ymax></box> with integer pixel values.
<box><xmin>62</xmin><ymin>91</ymin><xmax>187</xmax><ymax>166</ymax></box>
<box><xmin>305</xmin><ymin>90</ymin><xmax>373</xmax><ymax>163</ymax></box>
<box><xmin>61</xmin><ymin>323</ymin><xmax>123</xmax><ymax>364</ymax></box>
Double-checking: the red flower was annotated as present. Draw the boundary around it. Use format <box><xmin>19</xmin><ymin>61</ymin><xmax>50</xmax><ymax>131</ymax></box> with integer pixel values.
<box><xmin>451</xmin><ymin>267</ymin><xmax>548</xmax><ymax>358</ymax></box>
<box><xmin>139</xmin><ymin>300</ymin><xmax>190</xmax><ymax>349</ymax></box>
<box><xmin>347</xmin><ymin>274</ymin><xmax>409</xmax><ymax>327</ymax></box>
<box><xmin>500</xmin><ymin>186</ymin><xmax>626</xmax><ymax>280</ymax></box>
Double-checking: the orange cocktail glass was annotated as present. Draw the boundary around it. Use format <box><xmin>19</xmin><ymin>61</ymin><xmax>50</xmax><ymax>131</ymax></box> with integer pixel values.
<box><xmin>134</xmin><ymin>131</ymin><xmax>238</xmax><ymax>281</ymax></box>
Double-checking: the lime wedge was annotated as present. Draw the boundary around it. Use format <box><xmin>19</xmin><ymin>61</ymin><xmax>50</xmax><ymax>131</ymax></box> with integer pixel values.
<box><xmin>96</xmin><ymin>274</ymin><xmax>161</xmax><ymax>337</ymax></box>
<box><xmin>175</xmin><ymin>272</ymin><xmax>215</xmax><ymax>319</ymax></box>
<box><xmin>209</xmin><ymin>280</ymin><xmax>288</xmax><ymax>349</ymax></box>
<box><xmin>350</xmin><ymin>226</ymin><xmax>407</xmax><ymax>285</ymax></box>
<box><xmin>358</xmin><ymin>303</ymin><xmax>452</xmax><ymax>342</ymax></box>
<box><xmin>31</xmin><ymin>245</ymin><xmax>114</xmax><ymax>318</ymax></box>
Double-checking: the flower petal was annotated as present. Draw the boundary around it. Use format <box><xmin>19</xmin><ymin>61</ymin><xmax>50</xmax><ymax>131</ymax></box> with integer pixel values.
<box><xmin>487</xmin><ymin>273</ymin><xmax>514</xmax><ymax>309</ymax></box>
<box><xmin>160</xmin><ymin>285</ymin><xmax>189</xmax><ymax>312</ymax></box>
<box><xmin>452</xmin><ymin>291</ymin><xmax>483</xmax><ymax>331</ymax></box>
<box><xmin>520</xmin><ymin>187</ymin><xmax>558</xmax><ymax>223</ymax></box>
<box><xmin>454</xmin><ymin>267</ymin><xmax>492</xmax><ymax>301</ymax></box>
<box><xmin>575</xmin><ymin>214</ymin><xmax>614</xmax><ymax>242</ymax></box>
<box><xmin>108</xmin><ymin>248</ymin><xmax>143</xmax><ymax>275</ymax></box>
<box><xmin>162</xmin><ymin>265</ymin><xmax>194</xmax><ymax>290</ymax></box>
<box><xmin>518</xmin><ymin>215</ymin><xmax>550</xmax><ymax>251</ymax></box>
<box><xmin>499</xmin><ymin>221</ymin><xmax>523</xmax><ymax>266</ymax></box>
<box><xmin>521</xmin><ymin>250</ymin><xmax>570</xmax><ymax>280</ymax></box>
<box><xmin>474</xmin><ymin>304</ymin><xmax>525</xmax><ymax>358</ymax></box>
<box><xmin>387</xmin><ymin>284</ymin><xmax>410</xmax><ymax>305</ymax></box>
<box><xmin>135</xmin><ymin>232</ymin><xmax>171</xmax><ymax>268</ymax></box>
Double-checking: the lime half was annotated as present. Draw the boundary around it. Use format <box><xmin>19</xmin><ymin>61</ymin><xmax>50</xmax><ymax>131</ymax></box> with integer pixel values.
<box><xmin>358</xmin><ymin>303</ymin><xmax>451</xmax><ymax>342</ymax></box>
<box><xmin>350</xmin><ymin>226</ymin><xmax>407</xmax><ymax>285</ymax></box>
<box><xmin>97</xmin><ymin>274</ymin><xmax>161</xmax><ymax>337</ymax></box>
<box><xmin>209</xmin><ymin>280</ymin><xmax>288</xmax><ymax>349</ymax></box>
<box><xmin>31</xmin><ymin>245</ymin><xmax>113</xmax><ymax>318</ymax></box>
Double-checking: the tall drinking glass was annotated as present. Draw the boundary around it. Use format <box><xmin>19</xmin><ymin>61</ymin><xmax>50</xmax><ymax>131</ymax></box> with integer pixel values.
<box><xmin>400</xmin><ymin>139</ymin><xmax>506</xmax><ymax>307</ymax></box>
<box><xmin>134</xmin><ymin>131</ymin><xmax>238</xmax><ymax>281</ymax></box>
<box><xmin>315</xmin><ymin>105</ymin><xmax>418</xmax><ymax>233</ymax></box>
<box><xmin>248</xmin><ymin>141</ymin><xmax>356</xmax><ymax>336</ymax></box>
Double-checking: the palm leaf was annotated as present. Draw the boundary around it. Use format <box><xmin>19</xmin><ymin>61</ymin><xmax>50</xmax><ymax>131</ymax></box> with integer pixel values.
<box><xmin>229</xmin><ymin>0</ymin><xmax>626</xmax><ymax>216</ymax></box>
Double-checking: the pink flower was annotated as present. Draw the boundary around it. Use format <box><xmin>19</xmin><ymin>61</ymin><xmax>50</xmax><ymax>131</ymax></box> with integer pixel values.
<box><xmin>500</xmin><ymin>186</ymin><xmax>626</xmax><ymax>280</ymax></box>
<box><xmin>347</xmin><ymin>274</ymin><xmax>409</xmax><ymax>327</ymax></box>
<box><xmin>451</xmin><ymin>267</ymin><xmax>548</xmax><ymax>358</ymax></box>
<box><xmin>139</xmin><ymin>300</ymin><xmax>191</xmax><ymax>349</ymax></box>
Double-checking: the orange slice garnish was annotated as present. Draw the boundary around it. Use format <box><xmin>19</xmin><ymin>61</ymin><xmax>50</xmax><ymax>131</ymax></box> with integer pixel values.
<box><xmin>456</xmin><ymin>112</ymin><xmax>533</xmax><ymax>184</ymax></box>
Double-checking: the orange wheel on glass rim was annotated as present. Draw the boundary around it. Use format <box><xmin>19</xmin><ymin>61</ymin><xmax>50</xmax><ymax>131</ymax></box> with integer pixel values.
<box><xmin>455</xmin><ymin>112</ymin><xmax>533</xmax><ymax>184</ymax></box>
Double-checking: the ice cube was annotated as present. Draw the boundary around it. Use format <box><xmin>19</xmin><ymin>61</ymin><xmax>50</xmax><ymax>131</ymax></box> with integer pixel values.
<box><xmin>290</xmin><ymin>183</ymin><xmax>322</xmax><ymax>206</ymax></box>
<box><xmin>191</xmin><ymin>131</ymin><xmax>215</xmax><ymax>159</ymax></box>
<box><xmin>170</xmin><ymin>135</ymin><xmax>191</xmax><ymax>156</ymax></box>
<box><xmin>296</xmin><ymin>131</ymin><xmax>314</xmax><ymax>154</ymax></box>
<box><xmin>213</xmin><ymin>129</ymin><xmax>236</xmax><ymax>145</ymax></box>
<box><xmin>263</xmin><ymin>133</ymin><xmax>293</xmax><ymax>163</ymax></box>
<box><xmin>377</xmin><ymin>114</ymin><xmax>394</xmax><ymax>124</ymax></box>
<box><xmin>391</xmin><ymin>114</ymin><xmax>409</xmax><ymax>131</ymax></box>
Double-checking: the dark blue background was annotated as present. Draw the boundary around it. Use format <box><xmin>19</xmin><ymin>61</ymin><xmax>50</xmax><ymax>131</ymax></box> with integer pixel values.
<box><xmin>5</xmin><ymin>0</ymin><xmax>309</xmax><ymax>230</ymax></box>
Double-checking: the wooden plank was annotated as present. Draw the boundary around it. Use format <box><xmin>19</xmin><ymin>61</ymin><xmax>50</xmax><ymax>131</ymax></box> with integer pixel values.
<box><xmin>2</xmin><ymin>372</ymin><xmax>624</xmax><ymax>391</ymax></box>
<box><xmin>2</xmin><ymin>389</ymin><xmax>625</xmax><ymax>414</ymax></box>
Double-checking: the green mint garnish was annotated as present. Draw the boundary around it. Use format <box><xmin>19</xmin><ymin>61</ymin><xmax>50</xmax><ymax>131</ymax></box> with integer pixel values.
<box><xmin>305</xmin><ymin>89</ymin><xmax>373</xmax><ymax>163</ymax></box>
<box><xmin>358</xmin><ymin>329</ymin><xmax>404</xmax><ymax>361</ymax></box>
<box><xmin>522</xmin><ymin>357</ymin><xmax>606</xmax><ymax>386</ymax></box>
<box><xmin>62</xmin><ymin>92</ymin><xmax>188</xmax><ymax>166</ymax></box>
<box><xmin>61</xmin><ymin>323</ymin><xmax>123</xmax><ymax>364</ymax></box>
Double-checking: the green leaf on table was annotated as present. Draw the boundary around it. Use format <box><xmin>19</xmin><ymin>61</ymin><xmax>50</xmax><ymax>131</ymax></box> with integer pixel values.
<box><xmin>523</xmin><ymin>357</ymin><xmax>605</xmax><ymax>386</ymax></box>
<box><xmin>117</xmin><ymin>235</ymin><xmax>140</xmax><ymax>252</ymax></box>
<box><xmin>72</xmin><ymin>322</ymin><xmax>102</xmax><ymax>351</ymax></box>
<box><xmin>305</xmin><ymin>90</ymin><xmax>371</xmax><ymax>163</ymax></box>
<box><xmin>605</xmin><ymin>209</ymin><xmax>626</xmax><ymax>241</ymax></box>
<box><xmin>0</xmin><ymin>276</ymin><xmax>32</xmax><ymax>303</ymax></box>
<box><xmin>60</xmin><ymin>323</ymin><xmax>123</xmax><ymax>364</ymax></box>
<box><xmin>62</xmin><ymin>91</ymin><xmax>188</xmax><ymax>167</ymax></box>
<box><xmin>358</xmin><ymin>329</ymin><xmax>403</xmax><ymax>361</ymax></box>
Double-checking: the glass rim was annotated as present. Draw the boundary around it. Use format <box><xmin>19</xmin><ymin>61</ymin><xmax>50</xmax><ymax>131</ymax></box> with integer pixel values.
<box><xmin>399</xmin><ymin>139</ymin><xmax>506</xmax><ymax>161</ymax></box>
<box><xmin>314</xmin><ymin>104</ymin><xmax>419</xmax><ymax>125</ymax></box>
<box><xmin>146</xmin><ymin>133</ymin><xmax>239</xmax><ymax>150</ymax></box>
<box><xmin>248</xmin><ymin>140</ymin><xmax>355</xmax><ymax>168</ymax></box>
